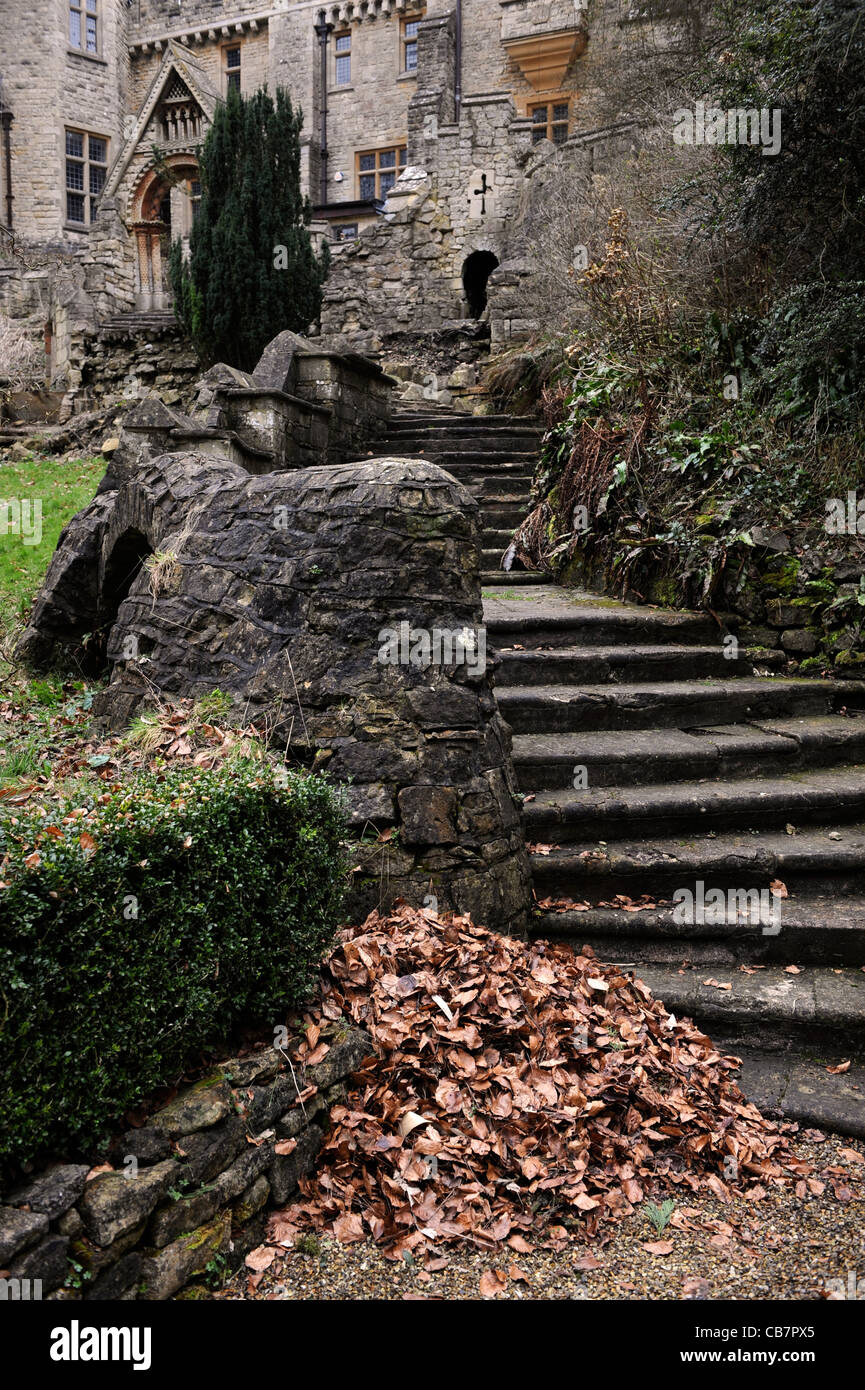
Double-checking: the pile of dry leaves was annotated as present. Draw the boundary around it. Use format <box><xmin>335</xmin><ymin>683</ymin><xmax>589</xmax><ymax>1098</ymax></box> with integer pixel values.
<box><xmin>268</xmin><ymin>905</ymin><xmax>812</xmax><ymax>1260</ymax></box>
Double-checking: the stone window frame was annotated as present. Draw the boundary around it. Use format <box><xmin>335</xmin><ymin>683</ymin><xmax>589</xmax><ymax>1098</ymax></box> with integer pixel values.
<box><xmin>222</xmin><ymin>42</ymin><xmax>242</xmax><ymax>95</ymax></box>
<box><xmin>64</xmin><ymin>127</ymin><xmax>109</xmax><ymax>230</ymax></box>
<box><xmin>69</xmin><ymin>0</ymin><xmax>99</xmax><ymax>56</ymax></box>
<box><xmin>356</xmin><ymin>146</ymin><xmax>407</xmax><ymax>201</ymax></box>
<box><xmin>401</xmin><ymin>11</ymin><xmax>425</xmax><ymax>74</ymax></box>
<box><xmin>333</xmin><ymin>30</ymin><xmax>352</xmax><ymax>87</ymax></box>
<box><xmin>332</xmin><ymin>221</ymin><xmax>358</xmax><ymax>243</ymax></box>
<box><xmin>529</xmin><ymin>99</ymin><xmax>571</xmax><ymax>145</ymax></box>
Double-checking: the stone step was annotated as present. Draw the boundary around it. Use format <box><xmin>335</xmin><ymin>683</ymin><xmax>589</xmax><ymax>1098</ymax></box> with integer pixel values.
<box><xmin>496</xmin><ymin>677</ymin><xmax>864</xmax><ymax>734</ymax></box>
<box><xmin>497</xmin><ymin>643</ymin><xmax>752</xmax><ymax>686</ymax></box>
<box><xmin>523</xmin><ymin>765</ymin><xmax>865</xmax><ymax>839</ymax></box>
<box><xmin>483</xmin><ymin>586</ymin><xmax>719</xmax><ymax>647</ymax></box>
<box><xmin>484</xmin><ymin>528</ymin><xmax>519</xmax><ymax>548</ymax></box>
<box><xmin>529</xmin><ymin>824</ymin><xmax>865</xmax><ymax>898</ymax></box>
<box><xmin>480</xmin><ymin>570</ymin><xmax>548</xmax><ymax>587</ymax></box>
<box><xmin>467</xmin><ymin>483</ymin><xmax>532</xmax><ymax>504</ymax></box>
<box><xmin>381</xmin><ymin>437</ymin><xmax>539</xmax><ymax>457</ymax></box>
<box><xmin>383</xmin><ymin>459</ymin><xmax>534</xmax><ymax>478</ymax></box>
<box><xmin>530</xmin><ymin>889</ymin><xmax>865</xmax><ymax>966</ymax></box>
<box><xmin>722</xmin><ymin>1046</ymin><xmax>865</xmax><ymax>1139</ymax></box>
<box><xmin>387</xmin><ymin>414</ymin><xmax>540</xmax><ymax>432</ymax></box>
<box><xmin>511</xmin><ymin>717</ymin><xmax>865</xmax><ymax>788</ymax></box>
<box><xmin>481</xmin><ymin>508</ymin><xmax>533</xmax><ymax>532</ymax></box>
<box><xmin>367</xmin><ymin>448</ymin><xmax>534</xmax><ymax>474</ymax></box>
<box><xmin>631</xmin><ymin>963</ymin><xmax>865</xmax><ymax>1051</ymax></box>
<box><xmin>481</xmin><ymin>549</ymin><xmax>541</xmax><ymax>570</ymax></box>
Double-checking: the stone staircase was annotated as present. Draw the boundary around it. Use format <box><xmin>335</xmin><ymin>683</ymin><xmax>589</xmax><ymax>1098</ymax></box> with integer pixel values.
<box><xmin>370</xmin><ymin>408</ymin><xmax>545</xmax><ymax>585</ymax></box>
<box><xmin>369</xmin><ymin>406</ymin><xmax>865</xmax><ymax>1137</ymax></box>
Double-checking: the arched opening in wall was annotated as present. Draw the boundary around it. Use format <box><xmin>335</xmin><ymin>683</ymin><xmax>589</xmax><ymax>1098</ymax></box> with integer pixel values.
<box><xmin>131</xmin><ymin>157</ymin><xmax>200</xmax><ymax>311</ymax></box>
<box><xmin>94</xmin><ymin>527</ymin><xmax>153</xmax><ymax>672</ymax></box>
<box><xmin>462</xmin><ymin>251</ymin><xmax>499</xmax><ymax>319</ymax></box>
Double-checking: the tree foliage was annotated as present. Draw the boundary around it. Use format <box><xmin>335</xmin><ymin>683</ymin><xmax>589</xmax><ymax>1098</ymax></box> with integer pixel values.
<box><xmin>707</xmin><ymin>0</ymin><xmax>865</xmax><ymax>284</ymax></box>
<box><xmin>170</xmin><ymin>86</ymin><xmax>329</xmax><ymax>370</ymax></box>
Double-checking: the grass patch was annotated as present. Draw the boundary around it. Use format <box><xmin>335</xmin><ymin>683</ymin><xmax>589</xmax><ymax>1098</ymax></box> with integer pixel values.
<box><xmin>0</xmin><ymin>453</ymin><xmax>104</xmax><ymax>621</ymax></box>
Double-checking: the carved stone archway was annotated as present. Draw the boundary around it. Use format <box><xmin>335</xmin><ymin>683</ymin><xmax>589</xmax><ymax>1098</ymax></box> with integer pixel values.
<box><xmin>130</xmin><ymin>155</ymin><xmax>200</xmax><ymax>311</ymax></box>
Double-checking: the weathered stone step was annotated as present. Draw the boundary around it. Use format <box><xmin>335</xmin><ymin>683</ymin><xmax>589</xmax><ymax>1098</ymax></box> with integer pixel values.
<box><xmin>525</xmin><ymin>765</ymin><xmax>865</xmax><ymax>839</ymax></box>
<box><xmin>496</xmin><ymin>677</ymin><xmax>864</xmax><ymax>734</ymax></box>
<box><xmin>480</xmin><ymin>570</ymin><xmax>548</xmax><ymax>587</ymax></box>
<box><xmin>632</xmin><ymin>963</ymin><xmax>865</xmax><ymax>1051</ymax></box>
<box><xmin>483</xmin><ymin>586</ymin><xmax>718</xmax><ymax>647</ymax></box>
<box><xmin>481</xmin><ymin>508</ymin><xmax>533</xmax><ymax>532</ymax></box>
<box><xmin>531</xmin><ymin>890</ymin><xmax>865</xmax><ymax>966</ymax></box>
<box><xmin>529</xmin><ymin>825</ymin><xmax>865</xmax><ymax>898</ymax></box>
<box><xmin>512</xmin><ymin>717</ymin><xmax>865</xmax><ymax>788</ymax></box>
<box><xmin>498</xmin><ymin>643</ymin><xmax>751</xmax><ymax>687</ymax></box>
<box><xmin>724</xmin><ymin>1045</ymin><xmax>865</xmax><ymax>1139</ymax></box>
<box><xmin>484</xmin><ymin>528</ymin><xmax>519</xmax><ymax>548</ymax></box>
<box><xmin>382</xmin><ymin>440</ymin><xmax>539</xmax><ymax>459</ymax></box>
<box><xmin>387</xmin><ymin>414</ymin><xmax>540</xmax><ymax>433</ymax></box>
<box><xmin>466</xmin><ymin>483</ymin><xmax>532</xmax><ymax>504</ymax></box>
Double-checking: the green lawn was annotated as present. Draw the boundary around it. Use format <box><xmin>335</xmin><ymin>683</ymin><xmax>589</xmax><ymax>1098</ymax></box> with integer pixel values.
<box><xmin>0</xmin><ymin>453</ymin><xmax>105</xmax><ymax>622</ymax></box>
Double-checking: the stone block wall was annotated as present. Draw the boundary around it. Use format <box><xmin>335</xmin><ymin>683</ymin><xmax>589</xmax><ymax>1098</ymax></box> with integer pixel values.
<box><xmin>56</xmin><ymin>319</ymin><xmax>201</xmax><ymax>420</ymax></box>
<box><xmin>3</xmin><ymin>0</ymin><xmax>130</xmax><ymax>245</ymax></box>
<box><xmin>0</xmin><ymin>1024</ymin><xmax>370</xmax><ymax>1301</ymax></box>
<box><xmin>292</xmin><ymin>351</ymin><xmax>394</xmax><ymax>462</ymax></box>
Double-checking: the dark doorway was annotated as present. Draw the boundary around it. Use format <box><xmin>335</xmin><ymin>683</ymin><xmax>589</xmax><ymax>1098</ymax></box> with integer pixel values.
<box><xmin>96</xmin><ymin>527</ymin><xmax>152</xmax><ymax>671</ymax></box>
<box><xmin>462</xmin><ymin>251</ymin><xmax>499</xmax><ymax>318</ymax></box>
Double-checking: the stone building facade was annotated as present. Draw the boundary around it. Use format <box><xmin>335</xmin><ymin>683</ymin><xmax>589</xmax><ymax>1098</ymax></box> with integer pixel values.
<box><xmin>0</xmin><ymin>0</ymin><xmax>651</xmax><ymax>394</ymax></box>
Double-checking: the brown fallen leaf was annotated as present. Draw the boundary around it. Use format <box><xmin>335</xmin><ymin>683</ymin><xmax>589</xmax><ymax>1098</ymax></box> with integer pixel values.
<box><xmin>703</xmin><ymin>978</ymin><xmax>732</xmax><ymax>991</ymax></box>
<box><xmin>642</xmin><ymin>1240</ymin><xmax>674</xmax><ymax>1255</ymax></box>
<box><xmin>573</xmin><ymin>1253</ymin><xmax>602</xmax><ymax>1271</ymax></box>
<box><xmin>827</xmin><ymin>1060</ymin><xmax>851</xmax><ymax>1074</ymax></box>
<box><xmin>245</xmin><ymin>1245</ymin><xmax>277</xmax><ymax>1273</ymax></box>
<box><xmin>784</xmin><ymin>964</ymin><xmax>802</xmax><ymax>975</ymax></box>
<box><xmin>479</xmin><ymin>1269</ymin><xmax>508</xmax><ymax>1298</ymax></box>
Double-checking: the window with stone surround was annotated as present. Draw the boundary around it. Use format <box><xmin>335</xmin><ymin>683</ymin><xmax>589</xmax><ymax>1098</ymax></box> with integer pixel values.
<box><xmin>356</xmin><ymin>146</ymin><xmax>407</xmax><ymax>201</ymax></box>
<box><xmin>65</xmin><ymin>129</ymin><xmax>108</xmax><ymax>227</ymax></box>
<box><xmin>334</xmin><ymin>32</ymin><xmax>351</xmax><ymax>86</ymax></box>
<box><xmin>69</xmin><ymin>0</ymin><xmax>99</xmax><ymax>55</ymax></box>
<box><xmin>401</xmin><ymin>13</ymin><xmax>424</xmax><ymax>73</ymax></box>
<box><xmin>223</xmin><ymin>44</ymin><xmax>242</xmax><ymax>94</ymax></box>
<box><xmin>529</xmin><ymin>100</ymin><xmax>570</xmax><ymax>145</ymax></box>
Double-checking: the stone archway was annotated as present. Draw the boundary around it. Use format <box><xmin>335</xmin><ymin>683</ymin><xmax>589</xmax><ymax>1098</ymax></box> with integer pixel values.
<box><xmin>462</xmin><ymin>250</ymin><xmax>500</xmax><ymax>319</ymax></box>
<box><xmin>98</xmin><ymin>525</ymin><xmax>153</xmax><ymax>670</ymax></box>
<box><xmin>130</xmin><ymin>157</ymin><xmax>200</xmax><ymax>311</ymax></box>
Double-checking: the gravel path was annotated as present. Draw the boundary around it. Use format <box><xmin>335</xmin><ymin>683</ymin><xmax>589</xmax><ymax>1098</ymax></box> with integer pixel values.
<box><xmin>215</xmin><ymin>1134</ymin><xmax>864</xmax><ymax>1301</ymax></box>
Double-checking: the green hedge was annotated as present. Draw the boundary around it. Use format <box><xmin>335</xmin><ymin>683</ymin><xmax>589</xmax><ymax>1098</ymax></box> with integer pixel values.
<box><xmin>0</xmin><ymin>762</ymin><xmax>346</xmax><ymax>1168</ymax></box>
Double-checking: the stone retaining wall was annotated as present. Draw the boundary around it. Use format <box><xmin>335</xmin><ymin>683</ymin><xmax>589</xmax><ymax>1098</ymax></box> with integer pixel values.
<box><xmin>0</xmin><ymin>1024</ymin><xmax>369</xmax><ymax>1301</ymax></box>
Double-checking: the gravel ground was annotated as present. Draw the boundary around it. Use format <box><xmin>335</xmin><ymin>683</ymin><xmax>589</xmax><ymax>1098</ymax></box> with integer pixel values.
<box><xmin>215</xmin><ymin>1134</ymin><xmax>865</xmax><ymax>1301</ymax></box>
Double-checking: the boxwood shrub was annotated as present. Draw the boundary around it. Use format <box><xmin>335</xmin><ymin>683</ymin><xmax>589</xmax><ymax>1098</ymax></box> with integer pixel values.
<box><xmin>0</xmin><ymin>762</ymin><xmax>346</xmax><ymax>1169</ymax></box>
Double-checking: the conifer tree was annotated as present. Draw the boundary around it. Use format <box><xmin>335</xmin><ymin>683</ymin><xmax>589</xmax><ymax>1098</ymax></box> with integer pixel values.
<box><xmin>170</xmin><ymin>86</ymin><xmax>329</xmax><ymax>370</ymax></box>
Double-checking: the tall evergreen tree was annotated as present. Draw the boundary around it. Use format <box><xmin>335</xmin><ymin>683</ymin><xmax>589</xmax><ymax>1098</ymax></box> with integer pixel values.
<box><xmin>170</xmin><ymin>86</ymin><xmax>329</xmax><ymax>370</ymax></box>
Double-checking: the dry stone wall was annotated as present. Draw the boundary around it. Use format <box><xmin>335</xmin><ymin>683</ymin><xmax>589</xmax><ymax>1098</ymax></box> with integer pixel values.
<box><xmin>0</xmin><ymin>1024</ymin><xmax>369</xmax><ymax>1301</ymax></box>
